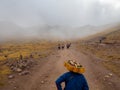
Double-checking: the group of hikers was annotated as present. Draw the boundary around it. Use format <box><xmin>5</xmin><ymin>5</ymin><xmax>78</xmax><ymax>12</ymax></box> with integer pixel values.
<box><xmin>58</xmin><ymin>43</ymin><xmax>71</xmax><ymax>50</ymax></box>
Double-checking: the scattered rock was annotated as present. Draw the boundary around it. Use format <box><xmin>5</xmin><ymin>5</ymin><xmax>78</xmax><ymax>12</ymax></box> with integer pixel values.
<box><xmin>14</xmin><ymin>86</ymin><xmax>17</xmax><ymax>90</ymax></box>
<box><xmin>105</xmin><ymin>75</ymin><xmax>110</xmax><ymax>78</ymax></box>
<box><xmin>109</xmin><ymin>73</ymin><xmax>113</xmax><ymax>76</ymax></box>
<box><xmin>105</xmin><ymin>73</ymin><xmax>113</xmax><ymax>78</ymax></box>
<box><xmin>8</xmin><ymin>75</ymin><xmax>15</xmax><ymax>79</ymax></box>
<box><xmin>16</xmin><ymin>68</ymin><xmax>22</xmax><ymax>72</ymax></box>
<box><xmin>19</xmin><ymin>71</ymin><xmax>30</xmax><ymax>76</ymax></box>
<box><xmin>41</xmin><ymin>81</ymin><xmax>44</xmax><ymax>84</ymax></box>
<box><xmin>7</xmin><ymin>59</ymin><xmax>35</xmax><ymax>73</ymax></box>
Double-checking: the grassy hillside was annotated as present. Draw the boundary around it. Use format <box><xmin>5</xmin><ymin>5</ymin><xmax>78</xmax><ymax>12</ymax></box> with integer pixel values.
<box><xmin>77</xmin><ymin>27</ymin><xmax>120</xmax><ymax>77</ymax></box>
<box><xmin>83</xmin><ymin>24</ymin><xmax>120</xmax><ymax>41</ymax></box>
<box><xmin>104</xmin><ymin>30</ymin><xmax>120</xmax><ymax>43</ymax></box>
<box><xmin>0</xmin><ymin>40</ymin><xmax>57</xmax><ymax>86</ymax></box>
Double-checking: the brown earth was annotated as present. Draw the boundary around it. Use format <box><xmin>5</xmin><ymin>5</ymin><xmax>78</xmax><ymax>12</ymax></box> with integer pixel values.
<box><xmin>0</xmin><ymin>44</ymin><xmax>120</xmax><ymax>90</ymax></box>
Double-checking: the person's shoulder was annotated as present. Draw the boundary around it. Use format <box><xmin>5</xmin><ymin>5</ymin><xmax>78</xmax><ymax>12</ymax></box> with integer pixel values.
<box><xmin>78</xmin><ymin>73</ymin><xmax>85</xmax><ymax>77</ymax></box>
<box><xmin>59</xmin><ymin>72</ymin><xmax>71</xmax><ymax>78</ymax></box>
<box><xmin>77</xmin><ymin>74</ymin><xmax>87</xmax><ymax>80</ymax></box>
<box><xmin>62</xmin><ymin>72</ymin><xmax>73</xmax><ymax>76</ymax></box>
<box><xmin>64</xmin><ymin>72</ymin><xmax>71</xmax><ymax>75</ymax></box>
<box><xmin>63</xmin><ymin>72</ymin><xmax>85</xmax><ymax>77</ymax></box>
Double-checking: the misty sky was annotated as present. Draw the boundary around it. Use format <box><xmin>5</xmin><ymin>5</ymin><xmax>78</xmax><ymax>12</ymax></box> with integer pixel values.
<box><xmin>0</xmin><ymin>0</ymin><xmax>120</xmax><ymax>27</ymax></box>
<box><xmin>0</xmin><ymin>0</ymin><xmax>120</xmax><ymax>41</ymax></box>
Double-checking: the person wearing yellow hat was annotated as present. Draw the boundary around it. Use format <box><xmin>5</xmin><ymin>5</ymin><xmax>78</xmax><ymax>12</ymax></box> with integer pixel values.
<box><xmin>55</xmin><ymin>60</ymin><xmax>89</xmax><ymax>90</ymax></box>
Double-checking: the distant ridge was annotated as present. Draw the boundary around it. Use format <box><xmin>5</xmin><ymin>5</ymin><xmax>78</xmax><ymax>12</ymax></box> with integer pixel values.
<box><xmin>83</xmin><ymin>23</ymin><xmax>120</xmax><ymax>41</ymax></box>
<box><xmin>0</xmin><ymin>21</ymin><xmax>120</xmax><ymax>41</ymax></box>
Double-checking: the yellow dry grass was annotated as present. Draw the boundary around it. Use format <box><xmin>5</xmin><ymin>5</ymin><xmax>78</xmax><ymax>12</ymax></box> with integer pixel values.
<box><xmin>0</xmin><ymin>40</ymin><xmax>57</xmax><ymax>86</ymax></box>
<box><xmin>0</xmin><ymin>40</ymin><xmax>56</xmax><ymax>61</ymax></box>
<box><xmin>77</xmin><ymin>43</ymin><xmax>120</xmax><ymax>77</ymax></box>
<box><xmin>0</xmin><ymin>65</ymin><xmax>11</xmax><ymax>86</ymax></box>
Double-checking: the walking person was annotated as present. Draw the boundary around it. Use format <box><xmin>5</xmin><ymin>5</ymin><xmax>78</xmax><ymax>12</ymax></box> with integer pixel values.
<box><xmin>66</xmin><ymin>43</ymin><xmax>71</xmax><ymax>49</ymax></box>
<box><xmin>55</xmin><ymin>60</ymin><xmax>89</xmax><ymax>90</ymax></box>
<box><xmin>58</xmin><ymin>44</ymin><xmax>61</xmax><ymax>50</ymax></box>
<box><xmin>61</xmin><ymin>44</ymin><xmax>65</xmax><ymax>50</ymax></box>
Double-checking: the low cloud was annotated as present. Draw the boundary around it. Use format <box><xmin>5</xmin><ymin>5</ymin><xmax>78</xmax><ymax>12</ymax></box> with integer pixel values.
<box><xmin>0</xmin><ymin>0</ymin><xmax>120</xmax><ymax>41</ymax></box>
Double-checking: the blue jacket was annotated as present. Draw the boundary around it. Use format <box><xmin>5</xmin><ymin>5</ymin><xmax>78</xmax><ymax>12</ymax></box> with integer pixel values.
<box><xmin>55</xmin><ymin>72</ymin><xmax>89</xmax><ymax>90</ymax></box>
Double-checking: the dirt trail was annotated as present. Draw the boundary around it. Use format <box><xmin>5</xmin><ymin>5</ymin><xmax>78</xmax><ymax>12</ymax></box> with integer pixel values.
<box><xmin>1</xmin><ymin>45</ymin><xmax>120</xmax><ymax>90</ymax></box>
